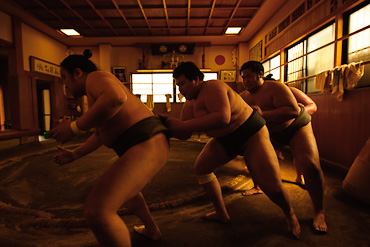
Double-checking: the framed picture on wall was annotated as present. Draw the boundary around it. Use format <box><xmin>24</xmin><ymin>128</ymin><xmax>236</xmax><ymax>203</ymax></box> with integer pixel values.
<box><xmin>220</xmin><ymin>70</ymin><xmax>236</xmax><ymax>83</ymax></box>
<box><xmin>249</xmin><ymin>40</ymin><xmax>262</xmax><ymax>61</ymax></box>
<box><xmin>112</xmin><ymin>66</ymin><xmax>127</xmax><ymax>83</ymax></box>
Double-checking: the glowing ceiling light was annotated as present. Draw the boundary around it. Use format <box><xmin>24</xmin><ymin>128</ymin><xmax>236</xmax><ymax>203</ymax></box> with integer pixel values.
<box><xmin>60</xmin><ymin>29</ymin><xmax>80</xmax><ymax>36</ymax></box>
<box><xmin>225</xmin><ymin>27</ymin><xmax>242</xmax><ymax>35</ymax></box>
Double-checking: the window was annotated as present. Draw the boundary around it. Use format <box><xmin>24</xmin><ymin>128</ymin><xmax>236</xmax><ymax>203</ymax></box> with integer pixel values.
<box><xmin>131</xmin><ymin>71</ymin><xmax>218</xmax><ymax>103</ymax></box>
<box><xmin>285</xmin><ymin>23</ymin><xmax>335</xmax><ymax>93</ymax></box>
<box><xmin>345</xmin><ymin>2</ymin><xmax>370</xmax><ymax>87</ymax></box>
<box><xmin>42</xmin><ymin>89</ymin><xmax>51</xmax><ymax>132</ymax></box>
<box><xmin>132</xmin><ymin>73</ymin><xmax>176</xmax><ymax>103</ymax></box>
<box><xmin>131</xmin><ymin>73</ymin><xmax>154</xmax><ymax>103</ymax></box>
<box><xmin>306</xmin><ymin>23</ymin><xmax>335</xmax><ymax>93</ymax></box>
<box><xmin>263</xmin><ymin>55</ymin><xmax>281</xmax><ymax>80</ymax></box>
<box><xmin>152</xmin><ymin>73</ymin><xmax>175</xmax><ymax>103</ymax></box>
<box><xmin>287</xmin><ymin>41</ymin><xmax>306</xmax><ymax>84</ymax></box>
<box><xmin>203</xmin><ymin>72</ymin><xmax>218</xmax><ymax>81</ymax></box>
<box><xmin>348</xmin><ymin>3</ymin><xmax>370</xmax><ymax>55</ymax></box>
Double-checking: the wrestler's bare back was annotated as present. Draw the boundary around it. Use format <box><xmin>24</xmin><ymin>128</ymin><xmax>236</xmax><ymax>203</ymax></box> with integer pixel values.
<box><xmin>240</xmin><ymin>80</ymin><xmax>300</xmax><ymax>132</ymax></box>
<box><xmin>85</xmin><ymin>71</ymin><xmax>153</xmax><ymax>147</ymax></box>
<box><xmin>183</xmin><ymin>80</ymin><xmax>253</xmax><ymax>137</ymax></box>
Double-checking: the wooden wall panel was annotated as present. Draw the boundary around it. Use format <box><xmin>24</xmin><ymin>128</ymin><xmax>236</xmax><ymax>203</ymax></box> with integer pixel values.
<box><xmin>310</xmin><ymin>87</ymin><xmax>370</xmax><ymax>169</ymax></box>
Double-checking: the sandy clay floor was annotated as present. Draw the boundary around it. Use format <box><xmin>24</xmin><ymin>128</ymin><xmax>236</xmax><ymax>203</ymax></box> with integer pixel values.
<box><xmin>0</xmin><ymin>134</ymin><xmax>370</xmax><ymax>247</ymax></box>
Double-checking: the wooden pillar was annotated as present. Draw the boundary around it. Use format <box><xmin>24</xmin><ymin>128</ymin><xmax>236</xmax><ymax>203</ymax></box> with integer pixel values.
<box><xmin>7</xmin><ymin>17</ymin><xmax>34</xmax><ymax>130</ymax></box>
<box><xmin>334</xmin><ymin>13</ymin><xmax>343</xmax><ymax>67</ymax></box>
<box><xmin>280</xmin><ymin>49</ymin><xmax>285</xmax><ymax>84</ymax></box>
<box><xmin>99</xmin><ymin>43</ymin><xmax>112</xmax><ymax>72</ymax></box>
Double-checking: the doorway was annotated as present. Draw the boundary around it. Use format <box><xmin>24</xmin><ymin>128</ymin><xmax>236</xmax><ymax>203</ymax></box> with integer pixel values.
<box><xmin>36</xmin><ymin>80</ymin><xmax>52</xmax><ymax>140</ymax></box>
<box><xmin>0</xmin><ymin>47</ymin><xmax>9</xmax><ymax>131</ymax></box>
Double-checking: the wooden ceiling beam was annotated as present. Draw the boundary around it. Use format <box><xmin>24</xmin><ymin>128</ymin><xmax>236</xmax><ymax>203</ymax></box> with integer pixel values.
<box><xmin>136</xmin><ymin>0</ymin><xmax>152</xmax><ymax>35</ymax></box>
<box><xmin>223</xmin><ymin>0</ymin><xmax>242</xmax><ymax>34</ymax></box>
<box><xmin>56</xmin><ymin>16</ymin><xmax>252</xmax><ymax>22</ymax></box>
<box><xmin>204</xmin><ymin>0</ymin><xmax>216</xmax><ymax>35</ymax></box>
<box><xmin>9</xmin><ymin>0</ymin><xmax>262</xmax><ymax>38</ymax></box>
<box><xmin>163</xmin><ymin>0</ymin><xmax>170</xmax><ymax>32</ymax></box>
<box><xmin>24</xmin><ymin>5</ymin><xmax>260</xmax><ymax>11</ymax></box>
<box><xmin>111</xmin><ymin>0</ymin><xmax>136</xmax><ymax>36</ymax></box>
<box><xmin>85</xmin><ymin>0</ymin><xmax>119</xmax><ymax>36</ymax></box>
<box><xmin>187</xmin><ymin>0</ymin><xmax>191</xmax><ymax>35</ymax></box>
<box><xmin>130</xmin><ymin>26</ymin><xmax>228</xmax><ymax>30</ymax></box>
<box><xmin>59</xmin><ymin>0</ymin><xmax>101</xmax><ymax>36</ymax></box>
<box><xmin>33</xmin><ymin>0</ymin><xmax>72</xmax><ymax>28</ymax></box>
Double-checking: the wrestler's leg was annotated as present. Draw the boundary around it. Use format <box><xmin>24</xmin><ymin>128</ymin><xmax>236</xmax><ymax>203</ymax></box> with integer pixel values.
<box><xmin>242</xmin><ymin>184</ymin><xmax>263</xmax><ymax>196</ymax></box>
<box><xmin>243</xmin><ymin>127</ymin><xmax>300</xmax><ymax>239</ymax></box>
<box><xmin>289</xmin><ymin>123</ymin><xmax>327</xmax><ymax>233</ymax></box>
<box><xmin>84</xmin><ymin>134</ymin><xmax>169</xmax><ymax>246</ymax></box>
<box><xmin>294</xmin><ymin>159</ymin><xmax>305</xmax><ymax>186</ymax></box>
<box><xmin>194</xmin><ymin>138</ymin><xmax>235</xmax><ymax>223</ymax></box>
<box><xmin>271</xmin><ymin>138</ymin><xmax>285</xmax><ymax>160</ymax></box>
<box><xmin>125</xmin><ymin>193</ymin><xmax>162</xmax><ymax>240</ymax></box>
<box><xmin>242</xmin><ymin>138</ymin><xmax>281</xmax><ymax>196</ymax></box>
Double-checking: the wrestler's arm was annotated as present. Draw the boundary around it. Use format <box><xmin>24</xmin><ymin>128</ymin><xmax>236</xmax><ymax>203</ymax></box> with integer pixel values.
<box><xmin>161</xmin><ymin>100</ymin><xmax>194</xmax><ymax>140</ymax></box>
<box><xmin>240</xmin><ymin>90</ymin><xmax>254</xmax><ymax>105</ymax></box>
<box><xmin>261</xmin><ymin>83</ymin><xmax>300</xmax><ymax>122</ymax></box>
<box><xmin>53</xmin><ymin>132</ymin><xmax>102</xmax><ymax>165</ymax></box>
<box><xmin>73</xmin><ymin>132</ymin><xmax>102</xmax><ymax>157</ymax></box>
<box><xmin>182</xmin><ymin>82</ymin><xmax>231</xmax><ymax>132</ymax></box>
<box><xmin>75</xmin><ymin>73</ymin><xmax>127</xmax><ymax>131</ymax></box>
<box><xmin>176</xmin><ymin>101</ymin><xmax>195</xmax><ymax>139</ymax></box>
<box><xmin>289</xmin><ymin>87</ymin><xmax>317</xmax><ymax>115</ymax></box>
<box><xmin>181</xmin><ymin>100</ymin><xmax>195</xmax><ymax>121</ymax></box>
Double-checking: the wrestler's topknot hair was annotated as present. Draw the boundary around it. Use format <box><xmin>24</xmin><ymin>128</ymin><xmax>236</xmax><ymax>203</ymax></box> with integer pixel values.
<box><xmin>61</xmin><ymin>50</ymin><xmax>97</xmax><ymax>75</ymax></box>
<box><xmin>240</xmin><ymin>61</ymin><xmax>264</xmax><ymax>75</ymax></box>
<box><xmin>263</xmin><ymin>74</ymin><xmax>276</xmax><ymax>81</ymax></box>
<box><xmin>173</xmin><ymin>62</ymin><xmax>204</xmax><ymax>81</ymax></box>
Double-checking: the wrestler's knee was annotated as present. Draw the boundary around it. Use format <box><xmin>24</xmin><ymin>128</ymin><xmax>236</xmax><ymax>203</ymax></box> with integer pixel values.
<box><xmin>196</xmin><ymin>172</ymin><xmax>216</xmax><ymax>184</ymax></box>
<box><xmin>124</xmin><ymin>193</ymin><xmax>144</xmax><ymax>212</ymax></box>
<box><xmin>84</xmin><ymin>198</ymin><xmax>113</xmax><ymax>226</ymax></box>
<box><xmin>297</xmin><ymin>157</ymin><xmax>322</xmax><ymax>177</ymax></box>
<box><xmin>194</xmin><ymin>161</ymin><xmax>211</xmax><ymax>175</ymax></box>
<box><xmin>258</xmin><ymin>180</ymin><xmax>283</xmax><ymax>195</ymax></box>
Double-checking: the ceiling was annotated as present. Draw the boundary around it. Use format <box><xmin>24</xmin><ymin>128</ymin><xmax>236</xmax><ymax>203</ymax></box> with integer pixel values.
<box><xmin>1</xmin><ymin>0</ymin><xmax>288</xmax><ymax>46</ymax></box>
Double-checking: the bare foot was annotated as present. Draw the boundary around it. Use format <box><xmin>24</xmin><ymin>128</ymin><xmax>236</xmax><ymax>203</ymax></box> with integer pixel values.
<box><xmin>286</xmin><ymin>213</ymin><xmax>301</xmax><ymax>239</ymax></box>
<box><xmin>295</xmin><ymin>176</ymin><xmax>306</xmax><ymax>189</ymax></box>
<box><xmin>133</xmin><ymin>225</ymin><xmax>162</xmax><ymax>241</ymax></box>
<box><xmin>295</xmin><ymin>175</ymin><xmax>305</xmax><ymax>185</ymax></box>
<box><xmin>313</xmin><ymin>212</ymin><xmax>327</xmax><ymax>233</ymax></box>
<box><xmin>242</xmin><ymin>187</ymin><xmax>264</xmax><ymax>196</ymax></box>
<box><xmin>201</xmin><ymin>211</ymin><xmax>230</xmax><ymax>223</ymax></box>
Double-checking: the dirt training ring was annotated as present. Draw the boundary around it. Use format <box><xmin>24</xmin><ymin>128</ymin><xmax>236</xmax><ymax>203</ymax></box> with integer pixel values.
<box><xmin>0</xmin><ymin>141</ymin><xmax>248</xmax><ymax>228</ymax></box>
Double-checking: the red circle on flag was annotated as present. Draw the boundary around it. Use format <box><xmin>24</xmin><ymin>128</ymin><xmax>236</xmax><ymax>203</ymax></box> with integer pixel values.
<box><xmin>215</xmin><ymin>55</ymin><xmax>225</xmax><ymax>65</ymax></box>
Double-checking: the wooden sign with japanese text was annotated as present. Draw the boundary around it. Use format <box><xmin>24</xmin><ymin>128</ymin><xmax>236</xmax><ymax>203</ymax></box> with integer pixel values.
<box><xmin>30</xmin><ymin>56</ymin><xmax>61</xmax><ymax>77</ymax></box>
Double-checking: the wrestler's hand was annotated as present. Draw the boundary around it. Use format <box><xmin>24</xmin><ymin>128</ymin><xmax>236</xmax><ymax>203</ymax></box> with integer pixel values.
<box><xmin>251</xmin><ymin>105</ymin><xmax>263</xmax><ymax>116</ymax></box>
<box><xmin>157</xmin><ymin>114</ymin><xmax>169</xmax><ymax>124</ymax></box>
<box><xmin>53</xmin><ymin>145</ymin><xmax>75</xmax><ymax>165</ymax></box>
<box><xmin>165</xmin><ymin>117</ymin><xmax>192</xmax><ymax>140</ymax></box>
<box><xmin>49</xmin><ymin>119</ymin><xmax>76</xmax><ymax>143</ymax></box>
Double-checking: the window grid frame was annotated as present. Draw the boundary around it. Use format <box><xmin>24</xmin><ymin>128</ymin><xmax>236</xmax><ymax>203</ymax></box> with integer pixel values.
<box><xmin>284</xmin><ymin>22</ymin><xmax>336</xmax><ymax>93</ymax></box>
